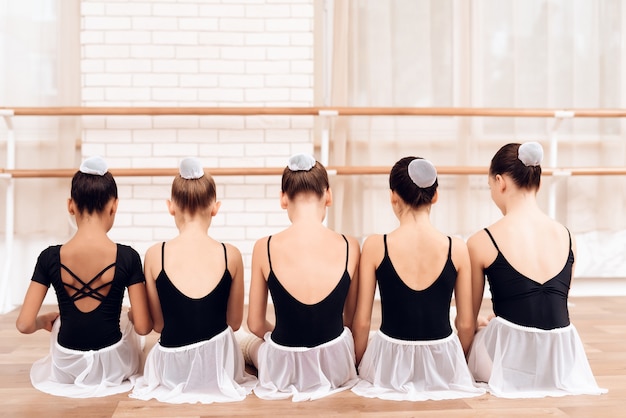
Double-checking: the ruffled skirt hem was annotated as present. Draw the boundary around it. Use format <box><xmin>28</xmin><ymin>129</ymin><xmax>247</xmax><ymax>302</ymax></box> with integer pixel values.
<box><xmin>30</xmin><ymin>314</ymin><xmax>142</xmax><ymax>398</ymax></box>
<box><xmin>352</xmin><ymin>331</ymin><xmax>485</xmax><ymax>401</ymax></box>
<box><xmin>130</xmin><ymin>326</ymin><xmax>257</xmax><ymax>404</ymax></box>
<box><xmin>254</xmin><ymin>327</ymin><xmax>358</xmax><ymax>402</ymax></box>
<box><xmin>467</xmin><ymin>316</ymin><xmax>607</xmax><ymax>398</ymax></box>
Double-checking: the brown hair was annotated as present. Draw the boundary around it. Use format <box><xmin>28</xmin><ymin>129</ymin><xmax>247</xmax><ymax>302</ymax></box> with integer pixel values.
<box><xmin>171</xmin><ymin>173</ymin><xmax>217</xmax><ymax>215</ymax></box>
<box><xmin>71</xmin><ymin>171</ymin><xmax>118</xmax><ymax>214</ymax></box>
<box><xmin>281</xmin><ymin>161</ymin><xmax>329</xmax><ymax>200</ymax></box>
<box><xmin>489</xmin><ymin>143</ymin><xmax>541</xmax><ymax>190</ymax></box>
<box><xmin>389</xmin><ymin>156</ymin><xmax>438</xmax><ymax>208</ymax></box>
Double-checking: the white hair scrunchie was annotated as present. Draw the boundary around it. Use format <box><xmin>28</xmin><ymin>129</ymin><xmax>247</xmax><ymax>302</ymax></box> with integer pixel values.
<box><xmin>287</xmin><ymin>153</ymin><xmax>316</xmax><ymax>171</ymax></box>
<box><xmin>407</xmin><ymin>158</ymin><xmax>437</xmax><ymax>188</ymax></box>
<box><xmin>79</xmin><ymin>156</ymin><xmax>108</xmax><ymax>176</ymax></box>
<box><xmin>179</xmin><ymin>157</ymin><xmax>205</xmax><ymax>179</ymax></box>
<box><xmin>518</xmin><ymin>142</ymin><xmax>544</xmax><ymax>167</ymax></box>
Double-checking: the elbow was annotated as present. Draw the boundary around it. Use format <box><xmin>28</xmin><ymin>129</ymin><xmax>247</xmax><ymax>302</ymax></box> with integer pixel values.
<box><xmin>352</xmin><ymin>317</ymin><xmax>371</xmax><ymax>337</ymax></box>
<box><xmin>151</xmin><ymin>319</ymin><xmax>164</xmax><ymax>334</ymax></box>
<box><xmin>247</xmin><ymin>317</ymin><xmax>264</xmax><ymax>339</ymax></box>
<box><xmin>227</xmin><ymin>315</ymin><xmax>243</xmax><ymax>332</ymax></box>
<box><xmin>229</xmin><ymin>319</ymin><xmax>242</xmax><ymax>332</ymax></box>
<box><xmin>16</xmin><ymin>319</ymin><xmax>35</xmax><ymax>334</ymax></box>
<box><xmin>455</xmin><ymin>318</ymin><xmax>476</xmax><ymax>336</ymax></box>
<box><xmin>134</xmin><ymin>322</ymin><xmax>153</xmax><ymax>336</ymax></box>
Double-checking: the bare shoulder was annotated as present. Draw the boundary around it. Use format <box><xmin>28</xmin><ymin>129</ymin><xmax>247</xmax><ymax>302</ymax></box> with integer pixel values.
<box><xmin>361</xmin><ymin>234</ymin><xmax>383</xmax><ymax>254</ymax></box>
<box><xmin>343</xmin><ymin>234</ymin><xmax>361</xmax><ymax>252</ymax></box>
<box><xmin>450</xmin><ymin>235</ymin><xmax>469</xmax><ymax>255</ymax></box>
<box><xmin>360</xmin><ymin>234</ymin><xmax>385</xmax><ymax>267</ymax></box>
<box><xmin>467</xmin><ymin>228</ymin><xmax>490</xmax><ymax>250</ymax></box>
<box><xmin>144</xmin><ymin>241</ymin><xmax>163</xmax><ymax>263</ymax></box>
<box><xmin>252</xmin><ymin>235</ymin><xmax>270</xmax><ymax>252</ymax></box>
<box><xmin>224</xmin><ymin>242</ymin><xmax>242</xmax><ymax>259</ymax></box>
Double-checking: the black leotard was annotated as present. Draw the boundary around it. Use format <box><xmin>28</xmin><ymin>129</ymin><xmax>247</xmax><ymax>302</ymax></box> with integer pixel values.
<box><xmin>156</xmin><ymin>242</ymin><xmax>231</xmax><ymax>348</ymax></box>
<box><xmin>267</xmin><ymin>235</ymin><xmax>351</xmax><ymax>348</ymax></box>
<box><xmin>377</xmin><ymin>235</ymin><xmax>455</xmax><ymax>341</ymax></box>
<box><xmin>484</xmin><ymin>228</ymin><xmax>572</xmax><ymax>330</ymax></box>
<box><xmin>31</xmin><ymin>244</ymin><xmax>144</xmax><ymax>351</ymax></box>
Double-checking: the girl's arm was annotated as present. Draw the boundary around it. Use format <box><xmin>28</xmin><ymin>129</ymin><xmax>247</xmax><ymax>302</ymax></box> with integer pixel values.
<box><xmin>127</xmin><ymin>280</ymin><xmax>152</xmax><ymax>335</ymax></box>
<box><xmin>143</xmin><ymin>244</ymin><xmax>164</xmax><ymax>333</ymax></box>
<box><xmin>467</xmin><ymin>231</ymin><xmax>488</xmax><ymax>331</ymax></box>
<box><xmin>226</xmin><ymin>244</ymin><xmax>245</xmax><ymax>331</ymax></box>
<box><xmin>342</xmin><ymin>235</ymin><xmax>361</xmax><ymax>329</ymax></box>
<box><xmin>16</xmin><ymin>282</ymin><xmax>57</xmax><ymax>334</ymax></box>
<box><xmin>247</xmin><ymin>237</ymin><xmax>273</xmax><ymax>339</ymax></box>
<box><xmin>351</xmin><ymin>235</ymin><xmax>380</xmax><ymax>365</ymax></box>
<box><xmin>451</xmin><ymin>237</ymin><xmax>475</xmax><ymax>355</ymax></box>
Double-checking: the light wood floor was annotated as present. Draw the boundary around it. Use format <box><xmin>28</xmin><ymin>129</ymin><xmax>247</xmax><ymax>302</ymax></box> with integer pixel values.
<box><xmin>1</xmin><ymin>297</ymin><xmax>624</xmax><ymax>417</ymax></box>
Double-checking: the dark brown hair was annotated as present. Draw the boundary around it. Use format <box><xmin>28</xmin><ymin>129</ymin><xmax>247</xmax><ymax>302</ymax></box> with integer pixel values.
<box><xmin>171</xmin><ymin>173</ymin><xmax>217</xmax><ymax>215</ymax></box>
<box><xmin>281</xmin><ymin>161</ymin><xmax>329</xmax><ymax>200</ymax></box>
<box><xmin>71</xmin><ymin>171</ymin><xmax>118</xmax><ymax>214</ymax></box>
<box><xmin>389</xmin><ymin>156</ymin><xmax>438</xmax><ymax>208</ymax></box>
<box><xmin>489</xmin><ymin>143</ymin><xmax>541</xmax><ymax>190</ymax></box>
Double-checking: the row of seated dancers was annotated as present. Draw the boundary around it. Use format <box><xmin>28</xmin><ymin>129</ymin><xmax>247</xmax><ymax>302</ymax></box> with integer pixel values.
<box><xmin>16</xmin><ymin>143</ymin><xmax>607</xmax><ymax>403</ymax></box>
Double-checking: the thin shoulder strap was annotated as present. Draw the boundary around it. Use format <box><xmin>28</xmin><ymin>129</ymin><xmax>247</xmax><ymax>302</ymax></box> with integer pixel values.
<box><xmin>565</xmin><ymin>227</ymin><xmax>572</xmax><ymax>251</ymax></box>
<box><xmin>267</xmin><ymin>236</ymin><xmax>273</xmax><ymax>271</ymax></box>
<box><xmin>447</xmin><ymin>236</ymin><xmax>452</xmax><ymax>259</ymax></box>
<box><xmin>161</xmin><ymin>242</ymin><xmax>166</xmax><ymax>271</ymax></box>
<box><xmin>483</xmin><ymin>228</ymin><xmax>500</xmax><ymax>251</ymax></box>
<box><xmin>221</xmin><ymin>243</ymin><xmax>228</xmax><ymax>268</ymax></box>
<box><xmin>342</xmin><ymin>234</ymin><xmax>349</xmax><ymax>271</ymax></box>
<box><xmin>383</xmin><ymin>234</ymin><xmax>389</xmax><ymax>258</ymax></box>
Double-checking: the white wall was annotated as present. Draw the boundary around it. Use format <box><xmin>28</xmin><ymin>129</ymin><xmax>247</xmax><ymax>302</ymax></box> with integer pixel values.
<box><xmin>79</xmin><ymin>0</ymin><xmax>316</xmax><ymax>295</ymax></box>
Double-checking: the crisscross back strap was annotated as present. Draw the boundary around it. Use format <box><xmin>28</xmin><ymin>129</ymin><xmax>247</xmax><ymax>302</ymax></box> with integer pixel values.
<box><xmin>61</xmin><ymin>262</ymin><xmax>116</xmax><ymax>302</ymax></box>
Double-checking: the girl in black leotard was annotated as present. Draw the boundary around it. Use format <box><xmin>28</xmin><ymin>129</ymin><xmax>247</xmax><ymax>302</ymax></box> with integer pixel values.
<box><xmin>130</xmin><ymin>158</ymin><xmax>256</xmax><ymax>404</ymax></box>
<box><xmin>16</xmin><ymin>156</ymin><xmax>152</xmax><ymax>398</ymax></box>
<box><xmin>351</xmin><ymin>156</ymin><xmax>483</xmax><ymax>401</ymax></box>
<box><xmin>244</xmin><ymin>153</ymin><xmax>361</xmax><ymax>401</ymax></box>
<box><xmin>467</xmin><ymin>142</ymin><xmax>606</xmax><ymax>398</ymax></box>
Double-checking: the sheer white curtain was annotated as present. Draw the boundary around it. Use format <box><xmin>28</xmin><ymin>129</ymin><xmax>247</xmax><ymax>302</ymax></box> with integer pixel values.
<box><xmin>327</xmin><ymin>0</ymin><xmax>626</xmax><ymax>276</ymax></box>
<box><xmin>0</xmin><ymin>0</ymin><xmax>80</xmax><ymax>312</ymax></box>
<box><xmin>328</xmin><ymin>0</ymin><xmax>472</xmax><ymax>239</ymax></box>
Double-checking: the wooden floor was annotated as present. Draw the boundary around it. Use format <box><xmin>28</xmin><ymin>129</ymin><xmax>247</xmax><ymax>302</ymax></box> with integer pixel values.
<box><xmin>1</xmin><ymin>297</ymin><xmax>624</xmax><ymax>417</ymax></box>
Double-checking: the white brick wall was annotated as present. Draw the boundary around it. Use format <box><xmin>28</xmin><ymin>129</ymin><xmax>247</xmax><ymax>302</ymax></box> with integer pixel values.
<box><xmin>80</xmin><ymin>0</ymin><xmax>315</xmax><ymax>293</ymax></box>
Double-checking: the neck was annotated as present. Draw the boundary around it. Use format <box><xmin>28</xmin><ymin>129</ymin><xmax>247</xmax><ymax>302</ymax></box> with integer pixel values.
<box><xmin>287</xmin><ymin>199</ymin><xmax>327</xmax><ymax>226</ymax></box>
<box><xmin>502</xmin><ymin>189</ymin><xmax>540</xmax><ymax>216</ymax></box>
<box><xmin>176</xmin><ymin>215</ymin><xmax>211</xmax><ymax>235</ymax></box>
<box><xmin>397</xmin><ymin>205</ymin><xmax>431</xmax><ymax>226</ymax></box>
<box><xmin>73</xmin><ymin>213</ymin><xmax>111</xmax><ymax>238</ymax></box>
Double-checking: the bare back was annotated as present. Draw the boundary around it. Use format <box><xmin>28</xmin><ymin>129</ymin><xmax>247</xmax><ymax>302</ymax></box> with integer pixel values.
<box><xmin>385</xmin><ymin>225</ymin><xmax>452</xmax><ymax>290</ymax></box>
<box><xmin>484</xmin><ymin>214</ymin><xmax>572</xmax><ymax>284</ymax></box>
<box><xmin>265</xmin><ymin>226</ymin><xmax>354</xmax><ymax>304</ymax></box>
<box><xmin>158</xmin><ymin>236</ymin><xmax>228</xmax><ymax>299</ymax></box>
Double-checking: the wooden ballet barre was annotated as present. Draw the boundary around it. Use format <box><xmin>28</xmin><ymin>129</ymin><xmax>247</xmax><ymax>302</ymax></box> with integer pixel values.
<box><xmin>2</xmin><ymin>107</ymin><xmax>626</xmax><ymax>117</ymax></box>
<box><xmin>3</xmin><ymin>166</ymin><xmax>626</xmax><ymax>178</ymax></box>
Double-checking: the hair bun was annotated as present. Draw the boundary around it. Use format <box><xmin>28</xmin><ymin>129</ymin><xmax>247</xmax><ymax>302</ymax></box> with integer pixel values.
<box><xmin>79</xmin><ymin>156</ymin><xmax>108</xmax><ymax>176</ymax></box>
<box><xmin>407</xmin><ymin>158</ymin><xmax>437</xmax><ymax>188</ymax></box>
<box><xmin>287</xmin><ymin>153</ymin><xmax>316</xmax><ymax>171</ymax></box>
<box><xmin>179</xmin><ymin>157</ymin><xmax>205</xmax><ymax>179</ymax></box>
<box><xmin>518</xmin><ymin>142</ymin><xmax>544</xmax><ymax>167</ymax></box>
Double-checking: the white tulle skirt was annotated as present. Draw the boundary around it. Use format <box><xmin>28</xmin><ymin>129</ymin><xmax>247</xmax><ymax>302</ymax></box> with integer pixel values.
<box><xmin>254</xmin><ymin>327</ymin><xmax>359</xmax><ymax>402</ymax></box>
<box><xmin>130</xmin><ymin>327</ymin><xmax>257</xmax><ymax>404</ymax></box>
<box><xmin>30</xmin><ymin>315</ymin><xmax>142</xmax><ymax>398</ymax></box>
<box><xmin>352</xmin><ymin>330</ymin><xmax>485</xmax><ymax>401</ymax></box>
<box><xmin>468</xmin><ymin>316</ymin><xmax>607</xmax><ymax>398</ymax></box>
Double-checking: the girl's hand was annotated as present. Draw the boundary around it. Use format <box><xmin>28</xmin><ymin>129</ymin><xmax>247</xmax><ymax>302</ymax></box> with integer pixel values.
<box><xmin>476</xmin><ymin>313</ymin><xmax>495</xmax><ymax>330</ymax></box>
<box><xmin>37</xmin><ymin>312</ymin><xmax>59</xmax><ymax>332</ymax></box>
